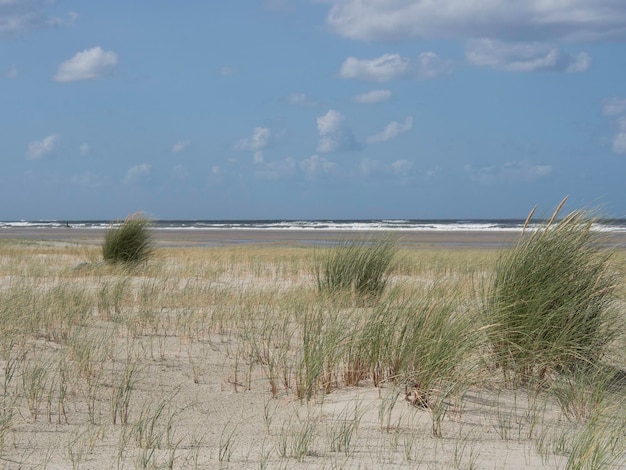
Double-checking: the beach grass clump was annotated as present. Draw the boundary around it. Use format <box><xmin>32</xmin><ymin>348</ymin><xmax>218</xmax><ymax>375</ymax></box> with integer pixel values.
<box><xmin>485</xmin><ymin>200</ymin><xmax>619</xmax><ymax>384</ymax></box>
<box><xmin>102</xmin><ymin>213</ymin><xmax>154</xmax><ymax>266</ymax></box>
<box><xmin>315</xmin><ymin>236</ymin><xmax>397</xmax><ymax>300</ymax></box>
<box><xmin>352</xmin><ymin>288</ymin><xmax>478</xmax><ymax>435</ymax></box>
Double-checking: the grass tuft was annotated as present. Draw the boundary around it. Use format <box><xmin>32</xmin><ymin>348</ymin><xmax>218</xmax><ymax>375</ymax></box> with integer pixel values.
<box><xmin>485</xmin><ymin>198</ymin><xmax>619</xmax><ymax>384</ymax></box>
<box><xmin>315</xmin><ymin>236</ymin><xmax>397</xmax><ymax>301</ymax></box>
<box><xmin>102</xmin><ymin>212</ymin><xmax>154</xmax><ymax>265</ymax></box>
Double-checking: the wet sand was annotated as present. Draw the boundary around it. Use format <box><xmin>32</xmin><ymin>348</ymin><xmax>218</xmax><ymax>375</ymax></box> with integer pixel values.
<box><xmin>1</xmin><ymin>227</ymin><xmax>624</xmax><ymax>249</ymax></box>
<box><xmin>0</xmin><ymin>227</ymin><xmax>522</xmax><ymax>249</ymax></box>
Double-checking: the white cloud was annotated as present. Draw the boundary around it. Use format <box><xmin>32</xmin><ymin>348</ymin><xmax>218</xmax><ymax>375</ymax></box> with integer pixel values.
<box><xmin>0</xmin><ymin>1</ymin><xmax>77</xmax><ymax>35</ymax></box>
<box><xmin>340</xmin><ymin>52</ymin><xmax>451</xmax><ymax>82</ymax></box>
<box><xmin>316</xmin><ymin>109</ymin><xmax>359</xmax><ymax>153</ymax></box>
<box><xmin>466</xmin><ymin>39</ymin><xmax>590</xmax><ymax>72</ymax></box>
<box><xmin>612</xmin><ymin>118</ymin><xmax>626</xmax><ymax>154</ymax></box>
<box><xmin>26</xmin><ymin>134</ymin><xmax>59</xmax><ymax>160</ymax></box>
<box><xmin>236</xmin><ymin>127</ymin><xmax>272</xmax><ymax>152</ymax></box>
<box><xmin>53</xmin><ymin>47</ymin><xmax>118</xmax><ymax>83</ymax></box>
<box><xmin>4</xmin><ymin>64</ymin><xmax>17</xmax><ymax>78</ymax></box>
<box><xmin>354</xmin><ymin>89</ymin><xmax>391</xmax><ymax>104</ymax></box>
<box><xmin>465</xmin><ymin>161</ymin><xmax>552</xmax><ymax>184</ymax></box>
<box><xmin>317</xmin><ymin>109</ymin><xmax>343</xmax><ymax>136</ymax></box>
<box><xmin>603</xmin><ymin>97</ymin><xmax>626</xmax><ymax>116</ymax></box>
<box><xmin>417</xmin><ymin>51</ymin><xmax>453</xmax><ymax>78</ymax></box>
<box><xmin>366</xmin><ymin>117</ymin><xmax>413</xmax><ymax>144</ymax></box>
<box><xmin>339</xmin><ymin>53</ymin><xmax>410</xmax><ymax>82</ymax></box>
<box><xmin>124</xmin><ymin>163</ymin><xmax>151</xmax><ymax>184</ymax></box>
<box><xmin>79</xmin><ymin>143</ymin><xmax>90</xmax><ymax>156</ymax></box>
<box><xmin>324</xmin><ymin>1</ymin><xmax>626</xmax><ymax>43</ymax></box>
<box><xmin>300</xmin><ymin>155</ymin><xmax>336</xmax><ymax>180</ymax></box>
<box><xmin>172</xmin><ymin>140</ymin><xmax>191</xmax><ymax>153</ymax></box>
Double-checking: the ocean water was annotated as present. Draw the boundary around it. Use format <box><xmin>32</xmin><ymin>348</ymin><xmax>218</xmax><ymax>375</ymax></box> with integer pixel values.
<box><xmin>1</xmin><ymin>219</ymin><xmax>626</xmax><ymax>232</ymax></box>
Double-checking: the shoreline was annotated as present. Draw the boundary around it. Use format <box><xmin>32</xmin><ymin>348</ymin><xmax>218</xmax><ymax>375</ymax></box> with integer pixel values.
<box><xmin>2</xmin><ymin>226</ymin><xmax>625</xmax><ymax>249</ymax></box>
<box><xmin>0</xmin><ymin>227</ymin><xmax>521</xmax><ymax>249</ymax></box>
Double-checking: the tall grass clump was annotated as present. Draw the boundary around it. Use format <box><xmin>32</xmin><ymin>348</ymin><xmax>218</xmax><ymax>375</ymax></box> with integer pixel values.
<box><xmin>353</xmin><ymin>288</ymin><xmax>479</xmax><ymax>436</ymax></box>
<box><xmin>102</xmin><ymin>213</ymin><xmax>154</xmax><ymax>265</ymax></box>
<box><xmin>315</xmin><ymin>236</ymin><xmax>397</xmax><ymax>300</ymax></box>
<box><xmin>485</xmin><ymin>199</ymin><xmax>619</xmax><ymax>384</ymax></box>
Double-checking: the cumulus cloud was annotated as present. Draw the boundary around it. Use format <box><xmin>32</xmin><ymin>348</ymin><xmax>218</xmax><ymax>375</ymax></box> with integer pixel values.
<box><xmin>339</xmin><ymin>53</ymin><xmax>410</xmax><ymax>82</ymax></box>
<box><xmin>172</xmin><ymin>140</ymin><xmax>191</xmax><ymax>153</ymax></box>
<box><xmin>236</xmin><ymin>127</ymin><xmax>272</xmax><ymax>152</ymax></box>
<box><xmin>354</xmin><ymin>89</ymin><xmax>391</xmax><ymax>104</ymax></box>
<box><xmin>124</xmin><ymin>163</ymin><xmax>151</xmax><ymax>184</ymax></box>
<box><xmin>300</xmin><ymin>155</ymin><xmax>336</xmax><ymax>180</ymax></box>
<box><xmin>339</xmin><ymin>52</ymin><xmax>451</xmax><ymax>82</ymax></box>
<box><xmin>466</xmin><ymin>39</ymin><xmax>590</xmax><ymax>72</ymax></box>
<box><xmin>612</xmin><ymin>118</ymin><xmax>626</xmax><ymax>154</ymax></box>
<box><xmin>465</xmin><ymin>161</ymin><xmax>552</xmax><ymax>184</ymax></box>
<box><xmin>79</xmin><ymin>143</ymin><xmax>90</xmax><ymax>156</ymax></box>
<box><xmin>26</xmin><ymin>134</ymin><xmax>59</xmax><ymax>160</ymax></box>
<box><xmin>236</xmin><ymin>127</ymin><xmax>278</xmax><ymax>164</ymax></box>
<box><xmin>366</xmin><ymin>117</ymin><xmax>413</xmax><ymax>144</ymax></box>
<box><xmin>416</xmin><ymin>51</ymin><xmax>454</xmax><ymax>78</ymax></box>
<box><xmin>603</xmin><ymin>97</ymin><xmax>626</xmax><ymax>116</ymax></box>
<box><xmin>324</xmin><ymin>0</ymin><xmax>626</xmax><ymax>43</ymax></box>
<box><xmin>0</xmin><ymin>1</ymin><xmax>77</xmax><ymax>36</ymax></box>
<box><xmin>316</xmin><ymin>109</ymin><xmax>360</xmax><ymax>153</ymax></box>
<box><xmin>54</xmin><ymin>47</ymin><xmax>118</xmax><ymax>82</ymax></box>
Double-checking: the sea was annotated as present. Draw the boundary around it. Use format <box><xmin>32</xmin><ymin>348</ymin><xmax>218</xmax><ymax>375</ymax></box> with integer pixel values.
<box><xmin>1</xmin><ymin>219</ymin><xmax>626</xmax><ymax>233</ymax></box>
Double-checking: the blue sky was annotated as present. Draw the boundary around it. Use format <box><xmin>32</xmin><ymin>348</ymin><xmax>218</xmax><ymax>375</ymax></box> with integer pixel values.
<box><xmin>2</xmin><ymin>1</ymin><xmax>626</xmax><ymax>220</ymax></box>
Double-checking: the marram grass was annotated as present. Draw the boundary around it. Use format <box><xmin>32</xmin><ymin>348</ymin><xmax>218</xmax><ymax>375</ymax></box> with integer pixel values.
<box><xmin>102</xmin><ymin>213</ymin><xmax>154</xmax><ymax>265</ymax></box>
<box><xmin>315</xmin><ymin>236</ymin><xmax>397</xmax><ymax>301</ymax></box>
<box><xmin>0</xmin><ymin>227</ymin><xmax>623</xmax><ymax>468</ymax></box>
<box><xmin>485</xmin><ymin>201</ymin><xmax>619</xmax><ymax>384</ymax></box>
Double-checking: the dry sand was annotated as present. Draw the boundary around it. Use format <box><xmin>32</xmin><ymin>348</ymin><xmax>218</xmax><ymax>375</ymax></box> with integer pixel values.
<box><xmin>0</xmin><ymin>230</ymin><xmax>624</xmax><ymax>469</ymax></box>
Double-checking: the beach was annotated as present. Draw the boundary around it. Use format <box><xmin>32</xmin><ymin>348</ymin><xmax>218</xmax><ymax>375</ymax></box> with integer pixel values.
<box><xmin>2</xmin><ymin>225</ymin><xmax>626</xmax><ymax>250</ymax></box>
<box><xmin>0</xmin><ymin>226</ymin><xmax>562</xmax><ymax>248</ymax></box>
<box><xmin>0</xmin><ymin>230</ymin><xmax>624</xmax><ymax>469</ymax></box>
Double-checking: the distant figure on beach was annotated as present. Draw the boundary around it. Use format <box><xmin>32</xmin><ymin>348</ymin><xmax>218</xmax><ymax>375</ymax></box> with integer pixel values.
<box><xmin>65</xmin><ymin>222</ymin><xmax>72</xmax><ymax>228</ymax></box>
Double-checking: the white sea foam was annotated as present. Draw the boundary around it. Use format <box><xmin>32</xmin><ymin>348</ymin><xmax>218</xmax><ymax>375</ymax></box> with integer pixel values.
<box><xmin>2</xmin><ymin>219</ymin><xmax>625</xmax><ymax>232</ymax></box>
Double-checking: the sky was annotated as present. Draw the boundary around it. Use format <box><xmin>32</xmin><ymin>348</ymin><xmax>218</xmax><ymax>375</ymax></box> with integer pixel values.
<box><xmin>1</xmin><ymin>0</ymin><xmax>626</xmax><ymax>221</ymax></box>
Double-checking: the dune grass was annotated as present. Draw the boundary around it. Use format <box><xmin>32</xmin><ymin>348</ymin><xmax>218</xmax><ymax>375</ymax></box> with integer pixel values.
<box><xmin>314</xmin><ymin>236</ymin><xmax>397</xmax><ymax>301</ymax></box>
<box><xmin>102</xmin><ymin>213</ymin><xmax>154</xmax><ymax>265</ymax></box>
<box><xmin>485</xmin><ymin>201</ymin><xmax>620</xmax><ymax>385</ymax></box>
<box><xmin>0</xmin><ymin>231</ymin><xmax>623</xmax><ymax>468</ymax></box>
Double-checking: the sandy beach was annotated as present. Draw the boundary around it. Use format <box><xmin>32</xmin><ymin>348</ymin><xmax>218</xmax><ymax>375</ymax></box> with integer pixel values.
<box><xmin>0</xmin><ymin>230</ymin><xmax>624</xmax><ymax>469</ymax></box>
<box><xmin>2</xmin><ymin>226</ymin><xmax>626</xmax><ymax>250</ymax></box>
<box><xmin>0</xmin><ymin>226</ymin><xmax>552</xmax><ymax>248</ymax></box>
